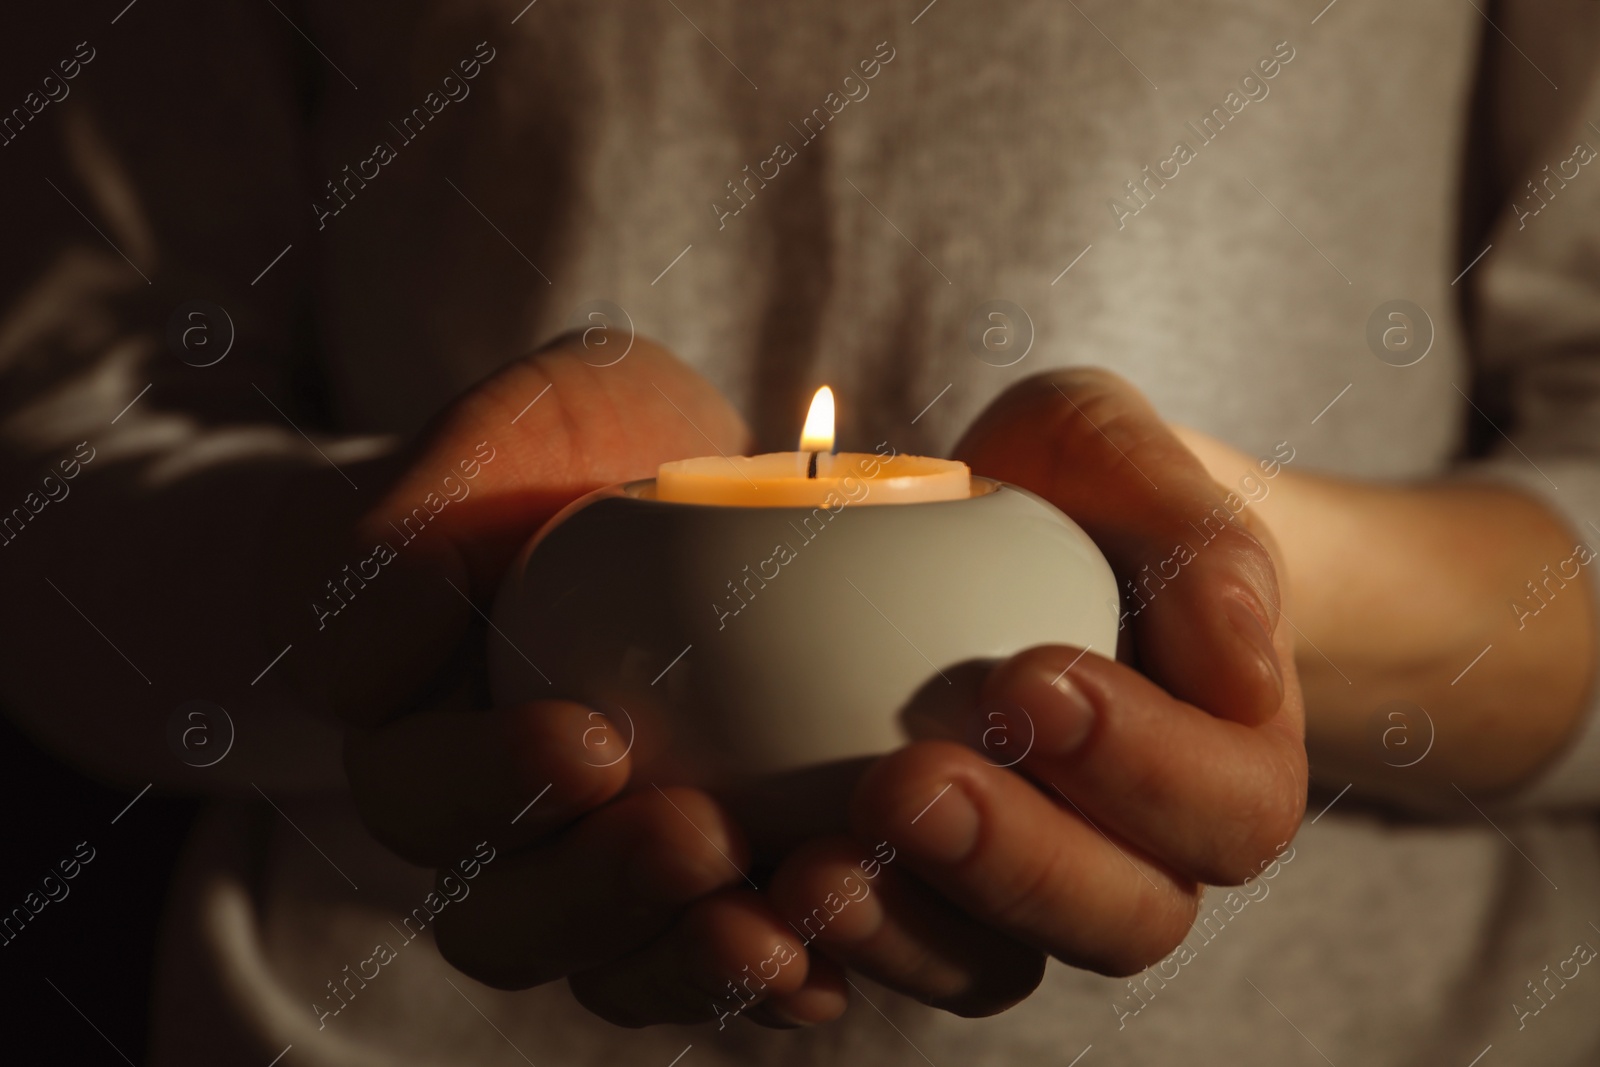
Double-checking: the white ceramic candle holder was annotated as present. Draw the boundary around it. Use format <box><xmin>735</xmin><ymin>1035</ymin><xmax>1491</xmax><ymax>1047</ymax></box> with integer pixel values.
<box><xmin>489</xmin><ymin>477</ymin><xmax>1119</xmax><ymax>785</ymax></box>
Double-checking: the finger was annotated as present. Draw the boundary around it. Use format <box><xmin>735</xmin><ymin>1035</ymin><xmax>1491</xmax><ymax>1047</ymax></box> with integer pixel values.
<box><xmin>433</xmin><ymin>787</ymin><xmax>750</xmax><ymax>989</ymax></box>
<box><xmin>358</xmin><ymin>333</ymin><xmax>752</xmax><ymax>597</ymax></box>
<box><xmin>274</xmin><ymin>334</ymin><xmax>751</xmax><ymax>726</ymax></box>
<box><xmin>708</xmin><ymin>757</ymin><xmax>872</xmax><ymax>865</ymax></box>
<box><xmin>979</xmin><ymin>645</ymin><xmax>1306</xmax><ymax>885</ymax></box>
<box><xmin>268</xmin><ymin>519</ymin><xmax>479</xmax><ymax>728</ymax></box>
<box><xmin>953</xmin><ymin>367</ymin><xmax>1283</xmax><ymax>725</ymax></box>
<box><xmin>567</xmin><ymin>890</ymin><xmax>812</xmax><ymax>1029</ymax></box>
<box><xmin>755</xmin><ymin>953</ymin><xmax>849</xmax><ymax>1028</ymax></box>
<box><xmin>344</xmin><ymin>700</ymin><xmax>633</xmax><ymax>867</ymax></box>
<box><xmin>851</xmin><ymin>741</ymin><xmax>1200</xmax><ymax>976</ymax></box>
<box><xmin>769</xmin><ymin>838</ymin><xmax>1046</xmax><ymax>1017</ymax></box>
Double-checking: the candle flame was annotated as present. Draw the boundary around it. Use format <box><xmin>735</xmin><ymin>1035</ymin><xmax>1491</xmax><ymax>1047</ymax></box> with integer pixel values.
<box><xmin>800</xmin><ymin>386</ymin><xmax>835</xmax><ymax>453</ymax></box>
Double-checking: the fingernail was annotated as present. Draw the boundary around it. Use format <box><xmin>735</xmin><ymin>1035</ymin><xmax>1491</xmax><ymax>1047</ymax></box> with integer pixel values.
<box><xmin>774</xmin><ymin>986</ymin><xmax>848</xmax><ymax>1025</ymax></box>
<box><xmin>990</xmin><ymin>657</ymin><xmax>1096</xmax><ymax>759</ymax></box>
<box><xmin>905</xmin><ymin>782</ymin><xmax>979</xmax><ymax>864</ymax></box>
<box><xmin>1038</xmin><ymin>666</ymin><xmax>1096</xmax><ymax>757</ymax></box>
<box><xmin>811</xmin><ymin>880</ymin><xmax>885</xmax><ymax>945</ymax></box>
<box><xmin>1224</xmin><ymin>597</ymin><xmax>1284</xmax><ymax>705</ymax></box>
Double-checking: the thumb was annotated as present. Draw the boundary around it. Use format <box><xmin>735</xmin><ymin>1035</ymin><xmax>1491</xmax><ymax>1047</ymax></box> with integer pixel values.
<box><xmin>360</xmin><ymin>331</ymin><xmax>751</xmax><ymax>597</ymax></box>
<box><xmin>954</xmin><ymin>367</ymin><xmax>1284</xmax><ymax>726</ymax></box>
<box><xmin>271</xmin><ymin>333</ymin><xmax>749</xmax><ymax>727</ymax></box>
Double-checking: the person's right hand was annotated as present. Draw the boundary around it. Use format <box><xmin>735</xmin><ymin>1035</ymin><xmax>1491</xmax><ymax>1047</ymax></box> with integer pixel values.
<box><xmin>263</xmin><ymin>332</ymin><xmax>846</xmax><ymax>1028</ymax></box>
<box><xmin>759</xmin><ymin>368</ymin><xmax>1307</xmax><ymax>1018</ymax></box>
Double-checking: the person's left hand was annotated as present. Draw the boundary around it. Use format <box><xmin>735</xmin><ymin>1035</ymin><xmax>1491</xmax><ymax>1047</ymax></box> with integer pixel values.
<box><xmin>764</xmin><ymin>368</ymin><xmax>1308</xmax><ymax>1017</ymax></box>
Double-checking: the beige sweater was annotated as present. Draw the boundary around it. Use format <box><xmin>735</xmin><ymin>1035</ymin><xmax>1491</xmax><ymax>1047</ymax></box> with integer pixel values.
<box><xmin>3</xmin><ymin>1</ymin><xmax>1600</xmax><ymax>1064</ymax></box>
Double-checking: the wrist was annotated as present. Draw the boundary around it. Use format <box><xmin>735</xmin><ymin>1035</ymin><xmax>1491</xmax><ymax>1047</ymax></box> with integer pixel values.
<box><xmin>1169</xmin><ymin>426</ymin><xmax>1595</xmax><ymax>798</ymax></box>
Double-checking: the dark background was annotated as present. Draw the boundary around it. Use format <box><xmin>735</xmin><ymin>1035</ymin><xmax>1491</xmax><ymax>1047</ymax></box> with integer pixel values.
<box><xmin>0</xmin><ymin>713</ymin><xmax>196</xmax><ymax>1065</ymax></box>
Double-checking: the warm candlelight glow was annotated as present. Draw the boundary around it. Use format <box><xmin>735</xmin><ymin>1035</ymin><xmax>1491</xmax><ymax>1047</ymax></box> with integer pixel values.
<box><xmin>799</xmin><ymin>386</ymin><xmax>835</xmax><ymax>453</ymax></box>
<box><xmin>654</xmin><ymin>383</ymin><xmax>970</xmax><ymax>506</ymax></box>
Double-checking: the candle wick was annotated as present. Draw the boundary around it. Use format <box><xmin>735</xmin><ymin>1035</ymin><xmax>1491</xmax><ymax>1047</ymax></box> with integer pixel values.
<box><xmin>806</xmin><ymin>451</ymin><xmax>818</xmax><ymax>479</ymax></box>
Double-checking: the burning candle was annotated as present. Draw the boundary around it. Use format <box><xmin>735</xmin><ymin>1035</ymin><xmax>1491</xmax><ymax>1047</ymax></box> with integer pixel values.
<box><xmin>490</xmin><ymin>383</ymin><xmax>1117</xmax><ymax>784</ymax></box>
<box><xmin>656</xmin><ymin>386</ymin><xmax>971</xmax><ymax>506</ymax></box>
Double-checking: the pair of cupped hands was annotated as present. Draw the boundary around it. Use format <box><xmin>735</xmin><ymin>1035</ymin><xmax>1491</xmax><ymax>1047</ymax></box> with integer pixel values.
<box><xmin>289</xmin><ymin>331</ymin><xmax>1307</xmax><ymax>1029</ymax></box>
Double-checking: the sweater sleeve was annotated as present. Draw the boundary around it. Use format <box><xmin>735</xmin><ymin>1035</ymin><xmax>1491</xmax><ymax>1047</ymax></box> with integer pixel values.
<box><xmin>0</xmin><ymin>5</ymin><xmax>388</xmax><ymax>793</ymax></box>
<box><xmin>1457</xmin><ymin>6</ymin><xmax>1600</xmax><ymax>809</ymax></box>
